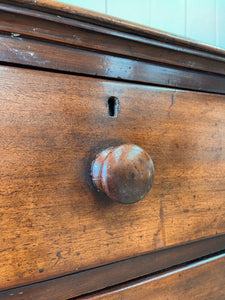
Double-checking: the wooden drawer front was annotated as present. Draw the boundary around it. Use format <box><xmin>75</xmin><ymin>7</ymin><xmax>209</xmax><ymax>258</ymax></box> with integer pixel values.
<box><xmin>83</xmin><ymin>254</ymin><xmax>225</xmax><ymax>300</ymax></box>
<box><xmin>1</xmin><ymin>66</ymin><xmax>225</xmax><ymax>290</ymax></box>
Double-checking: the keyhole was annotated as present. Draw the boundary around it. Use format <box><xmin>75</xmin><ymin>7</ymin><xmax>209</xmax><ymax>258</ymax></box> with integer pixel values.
<box><xmin>108</xmin><ymin>96</ymin><xmax>119</xmax><ymax>118</ymax></box>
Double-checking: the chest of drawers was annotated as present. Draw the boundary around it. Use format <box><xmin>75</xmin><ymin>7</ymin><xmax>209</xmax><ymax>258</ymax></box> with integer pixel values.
<box><xmin>0</xmin><ymin>1</ymin><xmax>225</xmax><ymax>299</ymax></box>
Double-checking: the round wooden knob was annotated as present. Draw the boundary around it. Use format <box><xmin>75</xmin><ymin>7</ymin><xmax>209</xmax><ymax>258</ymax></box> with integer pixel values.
<box><xmin>91</xmin><ymin>144</ymin><xmax>154</xmax><ymax>204</ymax></box>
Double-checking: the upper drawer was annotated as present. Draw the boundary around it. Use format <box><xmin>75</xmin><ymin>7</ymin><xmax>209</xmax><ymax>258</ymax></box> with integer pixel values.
<box><xmin>1</xmin><ymin>66</ymin><xmax>225</xmax><ymax>290</ymax></box>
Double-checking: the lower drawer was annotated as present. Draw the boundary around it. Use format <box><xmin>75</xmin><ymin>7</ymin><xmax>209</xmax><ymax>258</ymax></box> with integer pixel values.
<box><xmin>1</xmin><ymin>66</ymin><xmax>225</xmax><ymax>290</ymax></box>
<box><xmin>82</xmin><ymin>253</ymin><xmax>225</xmax><ymax>299</ymax></box>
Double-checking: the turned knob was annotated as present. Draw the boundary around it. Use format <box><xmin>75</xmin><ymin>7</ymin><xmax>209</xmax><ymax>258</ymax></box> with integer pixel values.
<box><xmin>91</xmin><ymin>144</ymin><xmax>154</xmax><ymax>204</ymax></box>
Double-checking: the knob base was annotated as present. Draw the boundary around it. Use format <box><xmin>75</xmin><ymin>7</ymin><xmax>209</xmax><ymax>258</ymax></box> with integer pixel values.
<box><xmin>91</xmin><ymin>148</ymin><xmax>112</xmax><ymax>192</ymax></box>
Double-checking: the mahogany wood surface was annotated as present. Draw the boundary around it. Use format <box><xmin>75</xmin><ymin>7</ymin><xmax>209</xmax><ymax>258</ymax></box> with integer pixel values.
<box><xmin>2</xmin><ymin>0</ymin><xmax>225</xmax><ymax>57</ymax></box>
<box><xmin>1</xmin><ymin>2</ymin><xmax>225</xmax><ymax>93</ymax></box>
<box><xmin>0</xmin><ymin>235</ymin><xmax>224</xmax><ymax>300</ymax></box>
<box><xmin>1</xmin><ymin>66</ymin><xmax>225</xmax><ymax>291</ymax></box>
<box><xmin>0</xmin><ymin>2</ymin><xmax>225</xmax><ymax>299</ymax></box>
<box><xmin>2</xmin><ymin>34</ymin><xmax>225</xmax><ymax>95</ymax></box>
<box><xmin>81</xmin><ymin>253</ymin><xmax>225</xmax><ymax>300</ymax></box>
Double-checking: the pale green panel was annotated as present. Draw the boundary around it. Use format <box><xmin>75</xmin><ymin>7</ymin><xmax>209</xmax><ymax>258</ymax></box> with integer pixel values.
<box><xmin>54</xmin><ymin>0</ymin><xmax>106</xmax><ymax>13</ymax></box>
<box><xmin>149</xmin><ymin>0</ymin><xmax>186</xmax><ymax>37</ymax></box>
<box><xmin>107</xmin><ymin>0</ymin><xmax>150</xmax><ymax>27</ymax></box>
<box><xmin>187</xmin><ymin>0</ymin><xmax>216</xmax><ymax>46</ymax></box>
<box><xmin>216</xmin><ymin>0</ymin><xmax>225</xmax><ymax>49</ymax></box>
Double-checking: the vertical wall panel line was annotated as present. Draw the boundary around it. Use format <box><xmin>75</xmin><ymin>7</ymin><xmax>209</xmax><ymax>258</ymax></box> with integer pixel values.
<box><xmin>55</xmin><ymin>0</ymin><xmax>224</xmax><ymax>49</ymax></box>
<box><xmin>215</xmin><ymin>0</ymin><xmax>218</xmax><ymax>46</ymax></box>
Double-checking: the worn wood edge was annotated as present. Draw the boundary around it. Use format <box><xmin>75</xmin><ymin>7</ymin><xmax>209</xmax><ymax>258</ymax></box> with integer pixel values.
<box><xmin>2</xmin><ymin>0</ymin><xmax>225</xmax><ymax>57</ymax></box>
<box><xmin>78</xmin><ymin>253</ymin><xmax>225</xmax><ymax>299</ymax></box>
<box><xmin>0</xmin><ymin>234</ymin><xmax>225</xmax><ymax>300</ymax></box>
<box><xmin>2</xmin><ymin>2</ymin><xmax>225</xmax><ymax>64</ymax></box>
<box><xmin>1</xmin><ymin>2</ymin><xmax>225</xmax><ymax>78</ymax></box>
<box><xmin>1</xmin><ymin>34</ymin><xmax>225</xmax><ymax>95</ymax></box>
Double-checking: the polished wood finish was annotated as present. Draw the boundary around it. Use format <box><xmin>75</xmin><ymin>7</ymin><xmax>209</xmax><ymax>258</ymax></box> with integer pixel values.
<box><xmin>82</xmin><ymin>253</ymin><xmax>225</xmax><ymax>300</ymax></box>
<box><xmin>1</xmin><ymin>1</ymin><xmax>225</xmax><ymax>298</ymax></box>
<box><xmin>0</xmin><ymin>235</ymin><xmax>225</xmax><ymax>300</ymax></box>
<box><xmin>1</xmin><ymin>2</ymin><xmax>225</xmax><ymax>93</ymax></box>
<box><xmin>2</xmin><ymin>33</ymin><xmax>225</xmax><ymax>95</ymax></box>
<box><xmin>92</xmin><ymin>144</ymin><xmax>155</xmax><ymax>204</ymax></box>
<box><xmin>2</xmin><ymin>0</ymin><xmax>225</xmax><ymax>58</ymax></box>
<box><xmin>1</xmin><ymin>66</ymin><xmax>225</xmax><ymax>291</ymax></box>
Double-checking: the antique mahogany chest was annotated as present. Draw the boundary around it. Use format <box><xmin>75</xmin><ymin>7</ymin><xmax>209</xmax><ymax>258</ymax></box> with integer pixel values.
<box><xmin>0</xmin><ymin>1</ymin><xmax>225</xmax><ymax>299</ymax></box>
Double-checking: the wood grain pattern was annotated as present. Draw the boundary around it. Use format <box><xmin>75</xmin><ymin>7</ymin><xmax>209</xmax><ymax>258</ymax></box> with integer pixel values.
<box><xmin>1</xmin><ymin>34</ymin><xmax>225</xmax><ymax>95</ymax></box>
<box><xmin>1</xmin><ymin>66</ymin><xmax>225</xmax><ymax>290</ymax></box>
<box><xmin>1</xmin><ymin>2</ymin><xmax>225</xmax><ymax>79</ymax></box>
<box><xmin>0</xmin><ymin>235</ymin><xmax>225</xmax><ymax>300</ymax></box>
<box><xmin>82</xmin><ymin>253</ymin><xmax>225</xmax><ymax>300</ymax></box>
<box><xmin>2</xmin><ymin>0</ymin><xmax>225</xmax><ymax>57</ymax></box>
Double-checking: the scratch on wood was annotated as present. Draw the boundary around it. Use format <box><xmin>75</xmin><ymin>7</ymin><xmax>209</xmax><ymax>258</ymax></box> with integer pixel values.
<box><xmin>160</xmin><ymin>200</ymin><xmax>166</xmax><ymax>247</ymax></box>
<box><xmin>170</xmin><ymin>90</ymin><xmax>176</xmax><ymax>108</ymax></box>
<box><xmin>171</xmin><ymin>94</ymin><xmax>175</xmax><ymax>106</ymax></box>
<box><xmin>0</xmin><ymin>247</ymin><xmax>12</xmax><ymax>253</ymax></box>
<box><xmin>2</xmin><ymin>41</ymin><xmax>50</xmax><ymax>65</ymax></box>
<box><xmin>54</xmin><ymin>251</ymin><xmax>62</xmax><ymax>266</ymax></box>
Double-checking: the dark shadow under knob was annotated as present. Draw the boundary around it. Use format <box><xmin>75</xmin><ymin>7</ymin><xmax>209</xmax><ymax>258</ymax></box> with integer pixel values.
<box><xmin>91</xmin><ymin>144</ymin><xmax>154</xmax><ymax>204</ymax></box>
